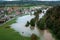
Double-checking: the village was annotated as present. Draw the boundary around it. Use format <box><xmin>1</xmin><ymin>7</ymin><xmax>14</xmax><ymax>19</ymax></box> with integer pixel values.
<box><xmin>0</xmin><ymin>6</ymin><xmax>48</xmax><ymax>25</ymax></box>
<box><xmin>0</xmin><ymin>6</ymin><xmax>34</xmax><ymax>25</ymax></box>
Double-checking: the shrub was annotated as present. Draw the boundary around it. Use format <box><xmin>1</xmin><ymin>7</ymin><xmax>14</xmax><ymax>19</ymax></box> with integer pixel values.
<box><xmin>31</xmin><ymin>34</ymin><xmax>38</xmax><ymax>40</ymax></box>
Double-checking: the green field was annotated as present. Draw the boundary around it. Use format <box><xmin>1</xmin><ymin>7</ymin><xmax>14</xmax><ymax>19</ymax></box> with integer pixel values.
<box><xmin>0</xmin><ymin>18</ymin><xmax>30</xmax><ymax>40</ymax></box>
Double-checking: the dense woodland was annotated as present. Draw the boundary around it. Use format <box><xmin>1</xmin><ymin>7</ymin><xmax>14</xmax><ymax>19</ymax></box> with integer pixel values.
<box><xmin>38</xmin><ymin>6</ymin><xmax>60</xmax><ymax>40</ymax></box>
<box><xmin>45</xmin><ymin>6</ymin><xmax>60</xmax><ymax>40</ymax></box>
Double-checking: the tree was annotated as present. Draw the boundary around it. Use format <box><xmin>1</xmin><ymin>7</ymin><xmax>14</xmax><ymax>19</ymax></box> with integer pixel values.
<box><xmin>34</xmin><ymin>9</ymin><xmax>42</xmax><ymax>22</ymax></box>
<box><xmin>30</xmin><ymin>18</ymin><xmax>36</xmax><ymax>27</ymax></box>
<box><xmin>25</xmin><ymin>21</ymin><xmax>30</xmax><ymax>27</ymax></box>
<box><xmin>37</xmin><ymin>17</ymin><xmax>46</xmax><ymax>30</ymax></box>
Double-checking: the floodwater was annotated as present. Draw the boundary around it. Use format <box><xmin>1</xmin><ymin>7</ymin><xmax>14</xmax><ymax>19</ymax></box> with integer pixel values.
<box><xmin>10</xmin><ymin>8</ymin><xmax>55</xmax><ymax>40</ymax></box>
<box><xmin>10</xmin><ymin>15</ymin><xmax>40</xmax><ymax>37</ymax></box>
